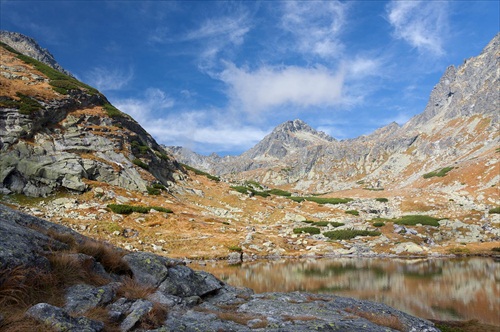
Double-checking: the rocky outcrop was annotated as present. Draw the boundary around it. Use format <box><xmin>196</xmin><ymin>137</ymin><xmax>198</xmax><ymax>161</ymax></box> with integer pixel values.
<box><xmin>0</xmin><ymin>38</ymin><xmax>182</xmax><ymax>196</ymax></box>
<box><xmin>0</xmin><ymin>203</ymin><xmax>440</xmax><ymax>331</ymax></box>
<box><xmin>169</xmin><ymin>34</ymin><xmax>499</xmax><ymax>193</ymax></box>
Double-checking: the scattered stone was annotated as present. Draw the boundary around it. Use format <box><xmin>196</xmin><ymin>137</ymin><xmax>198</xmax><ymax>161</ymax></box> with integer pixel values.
<box><xmin>120</xmin><ymin>299</ymin><xmax>153</xmax><ymax>332</ymax></box>
<box><xmin>26</xmin><ymin>303</ymin><xmax>104</xmax><ymax>332</ymax></box>
<box><xmin>65</xmin><ymin>283</ymin><xmax>115</xmax><ymax>314</ymax></box>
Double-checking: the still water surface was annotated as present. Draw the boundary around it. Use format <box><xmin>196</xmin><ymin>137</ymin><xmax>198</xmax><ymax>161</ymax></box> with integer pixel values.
<box><xmin>194</xmin><ymin>257</ymin><xmax>500</xmax><ymax>325</ymax></box>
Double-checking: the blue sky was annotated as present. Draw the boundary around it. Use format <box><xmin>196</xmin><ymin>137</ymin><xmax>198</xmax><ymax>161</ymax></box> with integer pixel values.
<box><xmin>1</xmin><ymin>1</ymin><xmax>498</xmax><ymax>155</ymax></box>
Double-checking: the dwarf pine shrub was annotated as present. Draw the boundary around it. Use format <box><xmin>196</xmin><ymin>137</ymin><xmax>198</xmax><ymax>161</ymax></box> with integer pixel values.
<box><xmin>323</xmin><ymin>229</ymin><xmax>381</xmax><ymax>240</ymax></box>
<box><xmin>293</xmin><ymin>227</ymin><xmax>321</xmax><ymax>235</ymax></box>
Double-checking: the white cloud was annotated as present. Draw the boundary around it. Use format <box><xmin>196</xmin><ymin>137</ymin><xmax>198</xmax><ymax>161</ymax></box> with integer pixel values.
<box><xmin>85</xmin><ymin>66</ymin><xmax>134</xmax><ymax>91</ymax></box>
<box><xmin>112</xmin><ymin>88</ymin><xmax>267</xmax><ymax>154</ymax></box>
<box><xmin>183</xmin><ymin>10</ymin><xmax>252</xmax><ymax>69</ymax></box>
<box><xmin>386</xmin><ymin>0</ymin><xmax>448</xmax><ymax>56</ymax></box>
<box><xmin>281</xmin><ymin>1</ymin><xmax>348</xmax><ymax>58</ymax></box>
<box><xmin>219</xmin><ymin>63</ymin><xmax>345</xmax><ymax>113</ymax></box>
<box><xmin>346</xmin><ymin>57</ymin><xmax>382</xmax><ymax>78</ymax></box>
<box><xmin>113</xmin><ymin>88</ymin><xmax>174</xmax><ymax>123</ymax></box>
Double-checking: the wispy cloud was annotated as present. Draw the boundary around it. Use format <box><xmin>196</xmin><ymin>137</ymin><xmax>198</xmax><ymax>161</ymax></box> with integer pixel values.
<box><xmin>219</xmin><ymin>63</ymin><xmax>345</xmax><ymax>114</ymax></box>
<box><xmin>113</xmin><ymin>88</ymin><xmax>174</xmax><ymax>123</ymax></box>
<box><xmin>183</xmin><ymin>9</ymin><xmax>252</xmax><ymax>69</ymax></box>
<box><xmin>281</xmin><ymin>1</ymin><xmax>348</xmax><ymax>58</ymax></box>
<box><xmin>112</xmin><ymin>88</ymin><xmax>267</xmax><ymax>153</ymax></box>
<box><xmin>84</xmin><ymin>66</ymin><xmax>134</xmax><ymax>91</ymax></box>
<box><xmin>386</xmin><ymin>0</ymin><xmax>448</xmax><ymax>56</ymax></box>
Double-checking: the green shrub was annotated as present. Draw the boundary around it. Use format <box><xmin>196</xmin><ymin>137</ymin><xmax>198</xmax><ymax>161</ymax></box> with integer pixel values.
<box><xmin>447</xmin><ymin>247</ymin><xmax>470</xmax><ymax>255</ymax></box>
<box><xmin>15</xmin><ymin>52</ymin><xmax>99</xmax><ymax>95</ymax></box>
<box><xmin>150</xmin><ymin>206</ymin><xmax>173</xmax><ymax>213</ymax></box>
<box><xmin>329</xmin><ymin>222</ymin><xmax>345</xmax><ymax>228</ymax></box>
<box><xmin>245</xmin><ymin>180</ymin><xmax>263</xmax><ymax>190</ymax></box>
<box><xmin>268</xmin><ymin>189</ymin><xmax>292</xmax><ymax>197</ymax></box>
<box><xmin>393</xmin><ymin>215</ymin><xmax>441</xmax><ymax>227</ymax></box>
<box><xmin>375</xmin><ymin>198</ymin><xmax>389</xmax><ymax>203</ymax></box>
<box><xmin>228</xmin><ymin>245</ymin><xmax>242</xmax><ymax>252</ymax></box>
<box><xmin>152</xmin><ymin>183</ymin><xmax>166</xmax><ymax>190</ymax></box>
<box><xmin>131</xmin><ymin>141</ymin><xmax>150</xmax><ymax>155</ymax></box>
<box><xmin>156</xmin><ymin>152</ymin><xmax>170</xmax><ymax>161</ymax></box>
<box><xmin>491</xmin><ymin>247</ymin><xmax>500</xmax><ymax>252</ymax></box>
<box><xmin>289</xmin><ymin>196</ymin><xmax>352</xmax><ymax>205</ymax></box>
<box><xmin>345</xmin><ymin>210</ymin><xmax>359</xmax><ymax>216</ymax></box>
<box><xmin>293</xmin><ymin>227</ymin><xmax>321</xmax><ymax>235</ymax></box>
<box><xmin>229</xmin><ymin>185</ymin><xmax>269</xmax><ymax>197</ymax></box>
<box><xmin>146</xmin><ymin>187</ymin><xmax>161</xmax><ymax>195</ymax></box>
<box><xmin>373</xmin><ymin>222</ymin><xmax>385</xmax><ymax>227</ymax></box>
<box><xmin>103</xmin><ymin>103</ymin><xmax>123</xmax><ymax>118</ymax></box>
<box><xmin>107</xmin><ymin>204</ymin><xmax>170</xmax><ymax>214</ymax></box>
<box><xmin>181</xmin><ymin>163</ymin><xmax>220</xmax><ymax>182</ymax></box>
<box><xmin>423</xmin><ymin>167</ymin><xmax>454</xmax><ymax>179</ymax></box>
<box><xmin>12</xmin><ymin>93</ymin><xmax>43</xmax><ymax>115</ymax></box>
<box><xmin>311</xmin><ymin>221</ymin><xmax>329</xmax><ymax>227</ymax></box>
<box><xmin>489</xmin><ymin>206</ymin><xmax>500</xmax><ymax>214</ymax></box>
<box><xmin>323</xmin><ymin>229</ymin><xmax>381</xmax><ymax>240</ymax></box>
<box><xmin>302</xmin><ymin>220</ymin><xmax>314</xmax><ymax>224</ymax></box>
<box><xmin>107</xmin><ymin>204</ymin><xmax>148</xmax><ymax>214</ymax></box>
<box><xmin>132</xmin><ymin>158</ymin><xmax>149</xmax><ymax>170</ymax></box>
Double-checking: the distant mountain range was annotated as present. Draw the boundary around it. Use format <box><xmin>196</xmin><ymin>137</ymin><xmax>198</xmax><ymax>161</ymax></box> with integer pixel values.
<box><xmin>0</xmin><ymin>30</ymin><xmax>498</xmax><ymax>197</ymax></box>
<box><xmin>167</xmin><ymin>33</ymin><xmax>499</xmax><ymax>193</ymax></box>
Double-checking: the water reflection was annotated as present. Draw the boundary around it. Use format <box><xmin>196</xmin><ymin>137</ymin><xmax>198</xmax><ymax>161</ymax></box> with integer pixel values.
<box><xmin>194</xmin><ymin>257</ymin><xmax>500</xmax><ymax>325</ymax></box>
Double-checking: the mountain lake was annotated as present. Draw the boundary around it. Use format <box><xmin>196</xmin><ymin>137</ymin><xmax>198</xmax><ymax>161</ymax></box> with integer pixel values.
<box><xmin>193</xmin><ymin>256</ymin><xmax>500</xmax><ymax>326</ymax></box>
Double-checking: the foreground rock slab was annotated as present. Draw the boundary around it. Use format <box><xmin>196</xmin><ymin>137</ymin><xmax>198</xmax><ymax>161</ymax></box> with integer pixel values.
<box><xmin>0</xmin><ymin>204</ymin><xmax>439</xmax><ymax>331</ymax></box>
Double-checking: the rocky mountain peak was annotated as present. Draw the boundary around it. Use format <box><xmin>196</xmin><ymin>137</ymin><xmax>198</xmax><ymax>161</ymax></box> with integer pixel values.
<box><xmin>274</xmin><ymin>119</ymin><xmax>334</xmax><ymax>141</ymax></box>
<box><xmin>0</xmin><ymin>30</ymin><xmax>72</xmax><ymax>77</ymax></box>
<box><xmin>241</xmin><ymin>119</ymin><xmax>335</xmax><ymax>160</ymax></box>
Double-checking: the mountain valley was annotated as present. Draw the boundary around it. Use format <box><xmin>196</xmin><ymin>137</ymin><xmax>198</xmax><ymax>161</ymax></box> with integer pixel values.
<box><xmin>0</xmin><ymin>29</ymin><xmax>499</xmax><ymax>331</ymax></box>
<box><xmin>0</xmin><ymin>31</ymin><xmax>499</xmax><ymax>261</ymax></box>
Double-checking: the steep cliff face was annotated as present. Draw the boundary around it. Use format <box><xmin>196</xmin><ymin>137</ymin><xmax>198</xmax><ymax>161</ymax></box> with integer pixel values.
<box><xmin>0</xmin><ymin>37</ymin><xmax>182</xmax><ymax>196</ymax></box>
<box><xmin>169</xmin><ymin>34</ymin><xmax>499</xmax><ymax>193</ymax></box>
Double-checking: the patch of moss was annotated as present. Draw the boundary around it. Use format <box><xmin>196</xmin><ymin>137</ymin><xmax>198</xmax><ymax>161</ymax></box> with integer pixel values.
<box><xmin>375</xmin><ymin>198</ymin><xmax>389</xmax><ymax>203</ymax></box>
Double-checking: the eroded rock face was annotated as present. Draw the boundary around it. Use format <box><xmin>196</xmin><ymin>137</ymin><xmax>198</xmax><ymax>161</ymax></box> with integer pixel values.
<box><xmin>0</xmin><ymin>203</ymin><xmax>440</xmax><ymax>332</ymax></box>
<box><xmin>0</xmin><ymin>42</ymin><xmax>182</xmax><ymax>196</ymax></box>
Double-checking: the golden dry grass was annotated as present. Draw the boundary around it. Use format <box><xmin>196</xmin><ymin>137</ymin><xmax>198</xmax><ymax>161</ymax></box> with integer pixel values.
<box><xmin>116</xmin><ymin>277</ymin><xmax>156</xmax><ymax>300</ymax></box>
<box><xmin>136</xmin><ymin>302</ymin><xmax>169</xmax><ymax>330</ymax></box>
<box><xmin>345</xmin><ymin>307</ymin><xmax>406</xmax><ymax>332</ymax></box>
<box><xmin>75</xmin><ymin>240</ymin><xmax>131</xmax><ymax>276</ymax></box>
